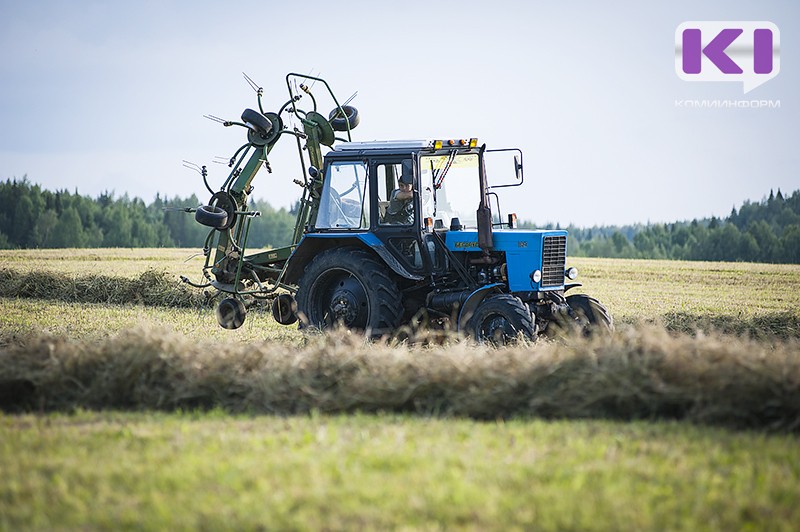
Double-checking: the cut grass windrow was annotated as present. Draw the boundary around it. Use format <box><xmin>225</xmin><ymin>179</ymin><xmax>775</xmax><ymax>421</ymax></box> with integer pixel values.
<box><xmin>0</xmin><ymin>267</ymin><xmax>205</xmax><ymax>308</ymax></box>
<box><xmin>1</xmin><ymin>326</ymin><xmax>798</xmax><ymax>432</ymax></box>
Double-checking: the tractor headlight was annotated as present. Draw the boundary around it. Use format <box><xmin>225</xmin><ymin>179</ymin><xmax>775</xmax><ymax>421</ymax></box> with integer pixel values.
<box><xmin>531</xmin><ymin>270</ymin><xmax>542</xmax><ymax>283</ymax></box>
<box><xmin>566</xmin><ymin>267</ymin><xmax>578</xmax><ymax>280</ymax></box>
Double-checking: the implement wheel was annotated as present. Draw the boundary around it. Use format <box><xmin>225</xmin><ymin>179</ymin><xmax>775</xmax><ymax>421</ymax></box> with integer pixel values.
<box><xmin>328</xmin><ymin>105</ymin><xmax>360</xmax><ymax>132</ymax></box>
<box><xmin>295</xmin><ymin>248</ymin><xmax>402</xmax><ymax>336</ymax></box>
<box><xmin>467</xmin><ymin>294</ymin><xmax>537</xmax><ymax>345</ymax></box>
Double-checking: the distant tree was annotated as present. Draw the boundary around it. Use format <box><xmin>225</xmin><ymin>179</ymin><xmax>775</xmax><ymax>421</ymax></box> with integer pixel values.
<box><xmin>48</xmin><ymin>207</ymin><xmax>86</xmax><ymax>248</ymax></box>
<box><xmin>103</xmin><ymin>205</ymin><xmax>133</xmax><ymax>247</ymax></box>
<box><xmin>30</xmin><ymin>210</ymin><xmax>58</xmax><ymax>247</ymax></box>
<box><xmin>781</xmin><ymin>225</ymin><xmax>800</xmax><ymax>263</ymax></box>
<box><xmin>746</xmin><ymin>220</ymin><xmax>778</xmax><ymax>262</ymax></box>
<box><xmin>11</xmin><ymin>195</ymin><xmax>37</xmax><ymax>246</ymax></box>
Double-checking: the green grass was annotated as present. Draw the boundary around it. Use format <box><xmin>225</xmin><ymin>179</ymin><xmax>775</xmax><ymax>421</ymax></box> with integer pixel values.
<box><xmin>2</xmin><ymin>412</ymin><xmax>799</xmax><ymax>531</ymax></box>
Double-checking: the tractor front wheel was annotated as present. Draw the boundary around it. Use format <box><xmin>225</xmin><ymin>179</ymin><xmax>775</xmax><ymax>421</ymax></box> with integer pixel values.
<box><xmin>295</xmin><ymin>248</ymin><xmax>402</xmax><ymax>336</ymax></box>
<box><xmin>565</xmin><ymin>294</ymin><xmax>614</xmax><ymax>336</ymax></box>
<box><xmin>467</xmin><ymin>294</ymin><xmax>537</xmax><ymax>344</ymax></box>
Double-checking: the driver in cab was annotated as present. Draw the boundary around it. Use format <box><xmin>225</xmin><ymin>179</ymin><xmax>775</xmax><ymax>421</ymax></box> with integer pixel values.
<box><xmin>383</xmin><ymin>162</ymin><xmax>414</xmax><ymax>225</ymax></box>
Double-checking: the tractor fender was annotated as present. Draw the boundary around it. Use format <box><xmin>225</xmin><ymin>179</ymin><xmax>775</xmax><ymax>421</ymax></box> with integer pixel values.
<box><xmin>283</xmin><ymin>234</ymin><xmax>423</xmax><ymax>286</ymax></box>
<box><xmin>457</xmin><ymin>283</ymin><xmax>505</xmax><ymax>332</ymax></box>
<box><xmin>565</xmin><ymin>282</ymin><xmax>583</xmax><ymax>293</ymax></box>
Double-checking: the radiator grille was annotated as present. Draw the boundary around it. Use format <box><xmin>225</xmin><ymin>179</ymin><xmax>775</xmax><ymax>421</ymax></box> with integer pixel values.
<box><xmin>541</xmin><ymin>235</ymin><xmax>567</xmax><ymax>287</ymax></box>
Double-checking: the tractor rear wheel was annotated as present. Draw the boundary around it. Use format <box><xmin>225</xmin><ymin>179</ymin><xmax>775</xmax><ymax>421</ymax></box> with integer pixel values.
<box><xmin>565</xmin><ymin>294</ymin><xmax>614</xmax><ymax>336</ymax></box>
<box><xmin>467</xmin><ymin>294</ymin><xmax>537</xmax><ymax>344</ymax></box>
<box><xmin>295</xmin><ymin>248</ymin><xmax>402</xmax><ymax>336</ymax></box>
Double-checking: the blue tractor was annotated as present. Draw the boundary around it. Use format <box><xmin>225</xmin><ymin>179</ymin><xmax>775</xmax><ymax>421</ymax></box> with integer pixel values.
<box><xmin>185</xmin><ymin>73</ymin><xmax>612</xmax><ymax>342</ymax></box>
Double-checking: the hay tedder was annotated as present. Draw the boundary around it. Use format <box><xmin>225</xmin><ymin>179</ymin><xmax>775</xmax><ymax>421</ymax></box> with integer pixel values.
<box><xmin>181</xmin><ymin>73</ymin><xmax>612</xmax><ymax>341</ymax></box>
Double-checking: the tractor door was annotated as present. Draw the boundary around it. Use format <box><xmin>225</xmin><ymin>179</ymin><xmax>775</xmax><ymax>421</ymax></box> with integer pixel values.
<box><xmin>370</xmin><ymin>157</ymin><xmax>441</xmax><ymax>274</ymax></box>
<box><xmin>314</xmin><ymin>159</ymin><xmax>370</xmax><ymax>230</ymax></box>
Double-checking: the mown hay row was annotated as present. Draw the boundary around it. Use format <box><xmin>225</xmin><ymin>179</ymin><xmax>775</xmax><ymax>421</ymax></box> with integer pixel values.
<box><xmin>0</xmin><ymin>268</ymin><xmax>204</xmax><ymax>307</ymax></box>
<box><xmin>663</xmin><ymin>311</ymin><xmax>800</xmax><ymax>340</ymax></box>
<box><xmin>1</xmin><ymin>326</ymin><xmax>798</xmax><ymax>431</ymax></box>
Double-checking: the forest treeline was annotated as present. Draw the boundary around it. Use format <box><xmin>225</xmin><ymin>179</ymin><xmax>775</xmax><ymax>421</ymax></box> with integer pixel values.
<box><xmin>1</xmin><ymin>178</ymin><xmax>798</xmax><ymax>264</ymax></box>
<box><xmin>523</xmin><ymin>189</ymin><xmax>800</xmax><ymax>263</ymax></box>
<box><xmin>0</xmin><ymin>178</ymin><xmax>296</xmax><ymax>250</ymax></box>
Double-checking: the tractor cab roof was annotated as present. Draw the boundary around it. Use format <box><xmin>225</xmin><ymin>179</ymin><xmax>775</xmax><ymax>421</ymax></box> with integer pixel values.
<box><xmin>333</xmin><ymin>140</ymin><xmax>432</xmax><ymax>152</ymax></box>
<box><xmin>330</xmin><ymin>138</ymin><xmax>480</xmax><ymax>157</ymax></box>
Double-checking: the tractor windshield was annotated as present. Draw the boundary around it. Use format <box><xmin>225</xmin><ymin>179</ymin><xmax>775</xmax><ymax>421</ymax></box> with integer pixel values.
<box><xmin>420</xmin><ymin>152</ymin><xmax>481</xmax><ymax>228</ymax></box>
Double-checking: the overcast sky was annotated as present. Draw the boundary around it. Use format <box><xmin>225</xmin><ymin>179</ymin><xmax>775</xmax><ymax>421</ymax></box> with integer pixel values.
<box><xmin>1</xmin><ymin>0</ymin><xmax>797</xmax><ymax>227</ymax></box>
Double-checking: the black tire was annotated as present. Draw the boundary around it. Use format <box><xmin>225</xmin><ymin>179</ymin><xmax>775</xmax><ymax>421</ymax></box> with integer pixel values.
<box><xmin>467</xmin><ymin>294</ymin><xmax>537</xmax><ymax>344</ymax></box>
<box><xmin>565</xmin><ymin>294</ymin><xmax>614</xmax><ymax>336</ymax></box>
<box><xmin>295</xmin><ymin>248</ymin><xmax>402</xmax><ymax>336</ymax></box>
<box><xmin>271</xmin><ymin>293</ymin><xmax>298</xmax><ymax>326</ymax></box>
<box><xmin>328</xmin><ymin>105</ymin><xmax>360</xmax><ymax>132</ymax></box>
<box><xmin>195</xmin><ymin>204</ymin><xmax>228</xmax><ymax>228</ymax></box>
<box><xmin>241</xmin><ymin>108</ymin><xmax>273</xmax><ymax>135</ymax></box>
<box><xmin>216</xmin><ymin>298</ymin><xmax>246</xmax><ymax>330</ymax></box>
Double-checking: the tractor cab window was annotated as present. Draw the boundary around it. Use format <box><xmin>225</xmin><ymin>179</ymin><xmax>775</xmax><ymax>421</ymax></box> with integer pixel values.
<box><xmin>420</xmin><ymin>152</ymin><xmax>480</xmax><ymax>228</ymax></box>
<box><xmin>377</xmin><ymin>160</ymin><xmax>415</xmax><ymax>226</ymax></box>
<box><xmin>316</xmin><ymin>161</ymin><xmax>370</xmax><ymax>229</ymax></box>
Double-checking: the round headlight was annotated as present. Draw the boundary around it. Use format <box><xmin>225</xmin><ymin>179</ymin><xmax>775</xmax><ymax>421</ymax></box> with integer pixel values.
<box><xmin>531</xmin><ymin>270</ymin><xmax>542</xmax><ymax>283</ymax></box>
<box><xmin>566</xmin><ymin>267</ymin><xmax>578</xmax><ymax>280</ymax></box>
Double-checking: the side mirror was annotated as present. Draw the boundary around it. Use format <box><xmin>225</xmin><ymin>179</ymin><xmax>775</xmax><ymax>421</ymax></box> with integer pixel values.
<box><xmin>514</xmin><ymin>156</ymin><xmax>523</xmax><ymax>181</ymax></box>
<box><xmin>308</xmin><ymin>166</ymin><xmax>320</xmax><ymax>179</ymax></box>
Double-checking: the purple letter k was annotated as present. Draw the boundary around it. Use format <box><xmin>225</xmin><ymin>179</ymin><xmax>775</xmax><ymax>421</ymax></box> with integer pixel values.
<box><xmin>682</xmin><ymin>28</ymin><xmax>744</xmax><ymax>74</ymax></box>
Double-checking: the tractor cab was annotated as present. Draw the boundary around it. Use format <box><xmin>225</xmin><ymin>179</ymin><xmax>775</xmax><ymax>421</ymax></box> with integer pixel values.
<box><xmin>302</xmin><ymin>138</ymin><xmax>502</xmax><ymax>280</ymax></box>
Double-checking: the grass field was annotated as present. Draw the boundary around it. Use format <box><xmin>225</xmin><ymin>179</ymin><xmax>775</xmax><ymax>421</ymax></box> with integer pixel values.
<box><xmin>1</xmin><ymin>249</ymin><xmax>799</xmax><ymax>530</ymax></box>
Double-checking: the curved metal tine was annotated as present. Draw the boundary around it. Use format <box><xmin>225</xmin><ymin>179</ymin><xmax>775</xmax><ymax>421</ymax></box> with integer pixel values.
<box><xmin>306</xmin><ymin>68</ymin><xmax>319</xmax><ymax>89</ymax></box>
<box><xmin>203</xmin><ymin>114</ymin><xmax>227</xmax><ymax>125</ymax></box>
<box><xmin>182</xmin><ymin>160</ymin><xmax>203</xmax><ymax>174</ymax></box>
<box><xmin>342</xmin><ymin>91</ymin><xmax>358</xmax><ymax>107</ymax></box>
<box><xmin>242</xmin><ymin>72</ymin><xmax>261</xmax><ymax>93</ymax></box>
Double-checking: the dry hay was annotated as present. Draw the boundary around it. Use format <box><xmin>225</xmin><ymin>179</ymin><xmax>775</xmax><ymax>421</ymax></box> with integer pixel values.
<box><xmin>1</xmin><ymin>326</ymin><xmax>798</xmax><ymax>432</ymax></box>
<box><xmin>0</xmin><ymin>268</ymin><xmax>204</xmax><ymax>307</ymax></box>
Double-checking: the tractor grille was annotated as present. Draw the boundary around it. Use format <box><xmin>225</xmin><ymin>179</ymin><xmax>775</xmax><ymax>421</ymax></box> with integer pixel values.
<box><xmin>541</xmin><ymin>235</ymin><xmax>567</xmax><ymax>287</ymax></box>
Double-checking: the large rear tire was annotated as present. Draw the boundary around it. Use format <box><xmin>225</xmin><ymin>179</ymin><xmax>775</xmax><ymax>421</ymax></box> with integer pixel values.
<box><xmin>565</xmin><ymin>293</ymin><xmax>614</xmax><ymax>336</ymax></box>
<box><xmin>295</xmin><ymin>248</ymin><xmax>402</xmax><ymax>336</ymax></box>
<box><xmin>467</xmin><ymin>294</ymin><xmax>537</xmax><ymax>345</ymax></box>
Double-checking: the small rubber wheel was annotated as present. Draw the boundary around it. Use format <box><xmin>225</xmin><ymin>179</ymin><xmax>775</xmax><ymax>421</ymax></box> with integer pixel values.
<box><xmin>241</xmin><ymin>108</ymin><xmax>273</xmax><ymax>135</ymax></box>
<box><xmin>216</xmin><ymin>298</ymin><xmax>246</xmax><ymax>330</ymax></box>
<box><xmin>328</xmin><ymin>105</ymin><xmax>360</xmax><ymax>132</ymax></box>
<box><xmin>271</xmin><ymin>293</ymin><xmax>298</xmax><ymax>325</ymax></box>
<box><xmin>195</xmin><ymin>205</ymin><xmax>228</xmax><ymax>228</ymax></box>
